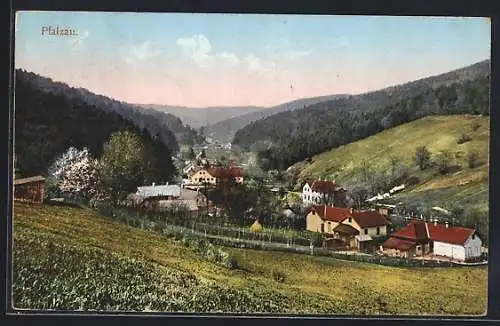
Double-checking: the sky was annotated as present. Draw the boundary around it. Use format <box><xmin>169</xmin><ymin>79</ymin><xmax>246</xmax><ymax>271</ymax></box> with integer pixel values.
<box><xmin>14</xmin><ymin>12</ymin><xmax>491</xmax><ymax>108</ymax></box>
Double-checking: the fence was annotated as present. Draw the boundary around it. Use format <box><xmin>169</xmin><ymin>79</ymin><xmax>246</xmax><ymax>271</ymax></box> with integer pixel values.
<box><xmin>60</xmin><ymin>198</ymin><xmax>482</xmax><ymax>269</ymax></box>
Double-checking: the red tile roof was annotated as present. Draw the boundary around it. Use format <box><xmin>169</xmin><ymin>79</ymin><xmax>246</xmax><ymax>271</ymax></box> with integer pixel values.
<box><xmin>351</xmin><ymin>210</ymin><xmax>389</xmax><ymax>228</ymax></box>
<box><xmin>381</xmin><ymin>237</ymin><xmax>416</xmax><ymax>251</ymax></box>
<box><xmin>391</xmin><ymin>220</ymin><xmax>475</xmax><ymax>246</ymax></box>
<box><xmin>310</xmin><ymin>180</ymin><xmax>337</xmax><ymax>193</ymax></box>
<box><xmin>391</xmin><ymin>220</ymin><xmax>429</xmax><ymax>241</ymax></box>
<box><xmin>311</xmin><ymin>205</ymin><xmax>350</xmax><ymax>222</ymax></box>
<box><xmin>310</xmin><ymin>205</ymin><xmax>388</xmax><ymax>227</ymax></box>
<box><xmin>426</xmin><ymin>223</ymin><xmax>475</xmax><ymax>245</ymax></box>
<box><xmin>206</xmin><ymin>167</ymin><xmax>243</xmax><ymax>178</ymax></box>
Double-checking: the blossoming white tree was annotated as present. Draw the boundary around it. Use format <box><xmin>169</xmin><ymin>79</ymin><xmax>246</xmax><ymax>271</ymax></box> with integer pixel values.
<box><xmin>47</xmin><ymin>147</ymin><xmax>104</xmax><ymax>201</ymax></box>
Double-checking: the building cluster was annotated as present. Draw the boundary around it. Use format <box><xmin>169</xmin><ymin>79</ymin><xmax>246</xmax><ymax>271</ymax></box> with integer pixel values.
<box><xmin>302</xmin><ymin>179</ymin><xmax>483</xmax><ymax>262</ymax></box>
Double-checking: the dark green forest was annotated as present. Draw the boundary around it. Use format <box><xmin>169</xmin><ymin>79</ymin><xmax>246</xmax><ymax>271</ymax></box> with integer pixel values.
<box><xmin>233</xmin><ymin>60</ymin><xmax>490</xmax><ymax>170</ymax></box>
<box><xmin>14</xmin><ymin>69</ymin><xmax>177</xmax><ymax>181</ymax></box>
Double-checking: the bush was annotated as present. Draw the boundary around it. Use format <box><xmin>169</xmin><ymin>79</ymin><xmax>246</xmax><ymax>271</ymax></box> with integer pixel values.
<box><xmin>271</xmin><ymin>269</ymin><xmax>285</xmax><ymax>283</ymax></box>
<box><xmin>406</xmin><ymin>176</ymin><xmax>420</xmax><ymax>186</ymax></box>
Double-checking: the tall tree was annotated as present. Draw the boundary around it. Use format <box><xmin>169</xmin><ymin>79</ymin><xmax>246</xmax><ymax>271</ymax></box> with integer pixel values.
<box><xmin>415</xmin><ymin>146</ymin><xmax>431</xmax><ymax>170</ymax></box>
<box><xmin>99</xmin><ymin>131</ymin><xmax>147</xmax><ymax>204</ymax></box>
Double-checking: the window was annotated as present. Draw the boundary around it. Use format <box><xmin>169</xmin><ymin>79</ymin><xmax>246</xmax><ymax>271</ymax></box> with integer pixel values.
<box><xmin>376</xmin><ymin>227</ymin><xmax>380</xmax><ymax>235</ymax></box>
<box><xmin>472</xmin><ymin>233</ymin><xmax>475</xmax><ymax>240</ymax></box>
<box><xmin>348</xmin><ymin>217</ymin><xmax>352</xmax><ymax>223</ymax></box>
<box><xmin>364</xmin><ymin>229</ymin><xmax>368</xmax><ymax>235</ymax></box>
<box><xmin>320</xmin><ymin>224</ymin><xmax>325</xmax><ymax>233</ymax></box>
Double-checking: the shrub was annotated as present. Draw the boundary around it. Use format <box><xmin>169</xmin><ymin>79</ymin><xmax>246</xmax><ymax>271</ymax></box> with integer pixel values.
<box><xmin>457</xmin><ymin>133</ymin><xmax>472</xmax><ymax>144</ymax></box>
<box><xmin>271</xmin><ymin>269</ymin><xmax>285</xmax><ymax>283</ymax></box>
<box><xmin>406</xmin><ymin>176</ymin><xmax>420</xmax><ymax>186</ymax></box>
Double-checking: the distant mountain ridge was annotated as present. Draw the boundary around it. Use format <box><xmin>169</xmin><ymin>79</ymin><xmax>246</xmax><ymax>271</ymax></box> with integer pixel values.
<box><xmin>232</xmin><ymin>59</ymin><xmax>490</xmax><ymax>170</ymax></box>
<box><xmin>205</xmin><ymin>94</ymin><xmax>351</xmax><ymax>142</ymax></box>
<box><xmin>135</xmin><ymin>104</ymin><xmax>267</xmax><ymax>130</ymax></box>
<box><xmin>14</xmin><ymin>69</ymin><xmax>177</xmax><ymax>180</ymax></box>
<box><xmin>17</xmin><ymin>70</ymin><xmax>204</xmax><ymax>149</ymax></box>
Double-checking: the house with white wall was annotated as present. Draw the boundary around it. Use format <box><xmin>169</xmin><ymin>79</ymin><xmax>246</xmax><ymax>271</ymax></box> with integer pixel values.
<box><xmin>380</xmin><ymin>219</ymin><xmax>482</xmax><ymax>261</ymax></box>
<box><xmin>302</xmin><ymin>180</ymin><xmax>346</xmax><ymax>206</ymax></box>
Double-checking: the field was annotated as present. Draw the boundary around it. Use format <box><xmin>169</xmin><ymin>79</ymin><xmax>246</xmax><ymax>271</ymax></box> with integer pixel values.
<box><xmin>12</xmin><ymin>202</ymin><xmax>487</xmax><ymax>315</ymax></box>
<box><xmin>295</xmin><ymin>115</ymin><xmax>489</xmax><ymax>212</ymax></box>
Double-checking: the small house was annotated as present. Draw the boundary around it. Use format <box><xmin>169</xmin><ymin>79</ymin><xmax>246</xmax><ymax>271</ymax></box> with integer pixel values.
<box><xmin>306</xmin><ymin>205</ymin><xmax>389</xmax><ymax>251</ymax></box>
<box><xmin>380</xmin><ymin>219</ymin><xmax>482</xmax><ymax>261</ymax></box>
<box><xmin>302</xmin><ymin>179</ymin><xmax>346</xmax><ymax>206</ymax></box>
<box><xmin>13</xmin><ymin>176</ymin><xmax>46</xmax><ymax>204</ymax></box>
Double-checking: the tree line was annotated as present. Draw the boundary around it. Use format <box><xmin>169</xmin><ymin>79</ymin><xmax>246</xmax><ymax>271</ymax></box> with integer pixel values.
<box><xmin>14</xmin><ymin>70</ymin><xmax>177</xmax><ymax>179</ymax></box>
<box><xmin>233</xmin><ymin>63</ymin><xmax>490</xmax><ymax>171</ymax></box>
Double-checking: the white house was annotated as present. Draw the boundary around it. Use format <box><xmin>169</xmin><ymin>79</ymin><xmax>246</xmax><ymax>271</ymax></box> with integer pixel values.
<box><xmin>302</xmin><ymin>180</ymin><xmax>342</xmax><ymax>205</ymax></box>
<box><xmin>381</xmin><ymin>220</ymin><xmax>483</xmax><ymax>261</ymax></box>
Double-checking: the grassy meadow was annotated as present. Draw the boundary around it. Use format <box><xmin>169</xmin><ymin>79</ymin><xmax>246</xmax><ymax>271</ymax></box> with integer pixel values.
<box><xmin>12</xmin><ymin>202</ymin><xmax>487</xmax><ymax>315</ymax></box>
<box><xmin>295</xmin><ymin>115</ymin><xmax>489</xmax><ymax>212</ymax></box>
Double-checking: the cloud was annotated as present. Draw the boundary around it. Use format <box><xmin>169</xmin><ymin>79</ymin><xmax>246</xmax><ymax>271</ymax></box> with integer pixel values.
<box><xmin>176</xmin><ymin>34</ymin><xmax>215</xmax><ymax>67</ymax></box>
<box><xmin>176</xmin><ymin>33</ymin><xmax>276</xmax><ymax>74</ymax></box>
<box><xmin>243</xmin><ymin>53</ymin><xmax>275</xmax><ymax>74</ymax></box>
<box><xmin>216</xmin><ymin>52</ymin><xmax>240</xmax><ymax>66</ymax></box>
<box><xmin>68</xmin><ymin>30</ymin><xmax>90</xmax><ymax>52</ymax></box>
<box><xmin>123</xmin><ymin>40</ymin><xmax>162</xmax><ymax>63</ymax></box>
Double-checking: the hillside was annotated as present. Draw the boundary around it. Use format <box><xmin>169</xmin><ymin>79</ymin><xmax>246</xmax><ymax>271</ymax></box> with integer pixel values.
<box><xmin>206</xmin><ymin>94</ymin><xmax>350</xmax><ymax>142</ymax></box>
<box><xmin>233</xmin><ymin>60</ymin><xmax>490</xmax><ymax>170</ymax></box>
<box><xmin>12</xmin><ymin>202</ymin><xmax>487</xmax><ymax>314</ymax></box>
<box><xmin>16</xmin><ymin>69</ymin><xmax>204</xmax><ymax>149</ymax></box>
<box><xmin>135</xmin><ymin>104</ymin><xmax>266</xmax><ymax>129</ymax></box>
<box><xmin>14</xmin><ymin>72</ymin><xmax>176</xmax><ymax>179</ymax></box>
<box><xmin>294</xmin><ymin>115</ymin><xmax>489</xmax><ymax>236</ymax></box>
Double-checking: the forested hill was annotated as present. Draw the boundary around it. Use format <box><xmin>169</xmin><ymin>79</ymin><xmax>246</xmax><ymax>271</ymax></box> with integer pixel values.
<box><xmin>14</xmin><ymin>70</ymin><xmax>176</xmax><ymax>179</ymax></box>
<box><xmin>15</xmin><ymin>70</ymin><xmax>204</xmax><ymax>149</ymax></box>
<box><xmin>205</xmin><ymin>94</ymin><xmax>350</xmax><ymax>142</ymax></box>
<box><xmin>233</xmin><ymin>59</ymin><xmax>490</xmax><ymax>170</ymax></box>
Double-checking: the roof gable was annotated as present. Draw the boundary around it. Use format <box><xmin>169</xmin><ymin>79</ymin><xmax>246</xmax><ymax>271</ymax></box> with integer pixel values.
<box><xmin>392</xmin><ymin>220</ymin><xmax>475</xmax><ymax>245</ymax></box>
<box><xmin>351</xmin><ymin>210</ymin><xmax>389</xmax><ymax>228</ymax></box>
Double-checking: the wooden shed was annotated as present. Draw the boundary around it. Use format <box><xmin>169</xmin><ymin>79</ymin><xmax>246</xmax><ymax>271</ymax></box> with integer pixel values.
<box><xmin>13</xmin><ymin>176</ymin><xmax>46</xmax><ymax>204</ymax></box>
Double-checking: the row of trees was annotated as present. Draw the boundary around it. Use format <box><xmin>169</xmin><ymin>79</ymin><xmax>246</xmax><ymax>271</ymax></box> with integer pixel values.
<box><xmin>46</xmin><ymin>131</ymin><xmax>176</xmax><ymax>206</ymax></box>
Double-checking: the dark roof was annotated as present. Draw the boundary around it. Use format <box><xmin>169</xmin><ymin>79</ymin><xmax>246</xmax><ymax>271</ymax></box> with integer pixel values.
<box><xmin>311</xmin><ymin>205</ymin><xmax>351</xmax><ymax>222</ymax></box>
<box><xmin>332</xmin><ymin>223</ymin><xmax>360</xmax><ymax>235</ymax></box>
<box><xmin>206</xmin><ymin>167</ymin><xmax>243</xmax><ymax>178</ymax></box>
<box><xmin>351</xmin><ymin>210</ymin><xmax>389</xmax><ymax>228</ymax></box>
<box><xmin>381</xmin><ymin>237</ymin><xmax>416</xmax><ymax>251</ymax></box>
<box><xmin>310</xmin><ymin>205</ymin><xmax>388</xmax><ymax>227</ymax></box>
<box><xmin>14</xmin><ymin>176</ymin><xmax>46</xmax><ymax>185</ymax></box>
<box><xmin>391</xmin><ymin>220</ymin><xmax>476</xmax><ymax>246</ymax></box>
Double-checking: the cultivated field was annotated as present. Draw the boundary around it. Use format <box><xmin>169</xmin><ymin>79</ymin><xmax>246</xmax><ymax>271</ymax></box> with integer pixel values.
<box><xmin>12</xmin><ymin>202</ymin><xmax>487</xmax><ymax>315</ymax></box>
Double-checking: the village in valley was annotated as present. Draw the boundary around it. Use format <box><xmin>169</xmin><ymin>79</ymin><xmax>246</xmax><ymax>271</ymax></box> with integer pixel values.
<box><xmin>11</xmin><ymin>12</ymin><xmax>490</xmax><ymax>315</ymax></box>
<box><xmin>15</xmin><ymin>139</ymin><xmax>488</xmax><ymax>265</ymax></box>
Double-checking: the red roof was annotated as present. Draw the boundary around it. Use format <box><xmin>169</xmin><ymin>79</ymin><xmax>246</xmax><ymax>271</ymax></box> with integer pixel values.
<box><xmin>351</xmin><ymin>210</ymin><xmax>389</xmax><ymax>228</ymax></box>
<box><xmin>310</xmin><ymin>205</ymin><xmax>388</xmax><ymax>227</ymax></box>
<box><xmin>391</xmin><ymin>220</ymin><xmax>429</xmax><ymax>241</ymax></box>
<box><xmin>206</xmin><ymin>167</ymin><xmax>243</xmax><ymax>178</ymax></box>
<box><xmin>381</xmin><ymin>237</ymin><xmax>416</xmax><ymax>251</ymax></box>
<box><xmin>311</xmin><ymin>180</ymin><xmax>336</xmax><ymax>193</ymax></box>
<box><xmin>311</xmin><ymin>205</ymin><xmax>350</xmax><ymax>222</ymax></box>
<box><xmin>427</xmin><ymin>223</ymin><xmax>475</xmax><ymax>245</ymax></box>
<box><xmin>391</xmin><ymin>220</ymin><xmax>475</xmax><ymax>245</ymax></box>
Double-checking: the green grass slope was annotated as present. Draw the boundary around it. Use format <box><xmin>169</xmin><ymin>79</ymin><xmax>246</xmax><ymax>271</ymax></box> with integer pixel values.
<box><xmin>12</xmin><ymin>202</ymin><xmax>487</xmax><ymax>315</ymax></box>
<box><xmin>296</xmin><ymin>115</ymin><xmax>489</xmax><ymax>212</ymax></box>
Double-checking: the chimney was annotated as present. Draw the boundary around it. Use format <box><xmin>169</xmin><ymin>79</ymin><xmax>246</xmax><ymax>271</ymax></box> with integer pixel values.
<box><xmin>324</xmin><ymin>204</ymin><xmax>327</xmax><ymax>217</ymax></box>
<box><xmin>434</xmin><ymin>219</ymin><xmax>437</xmax><ymax>226</ymax></box>
<box><xmin>166</xmin><ymin>182</ymin><xmax>169</xmax><ymax>185</ymax></box>
<box><xmin>350</xmin><ymin>207</ymin><xmax>353</xmax><ymax>213</ymax></box>
<box><xmin>445</xmin><ymin>221</ymin><xmax>449</xmax><ymax>228</ymax></box>
<box><xmin>152</xmin><ymin>182</ymin><xmax>155</xmax><ymax>187</ymax></box>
